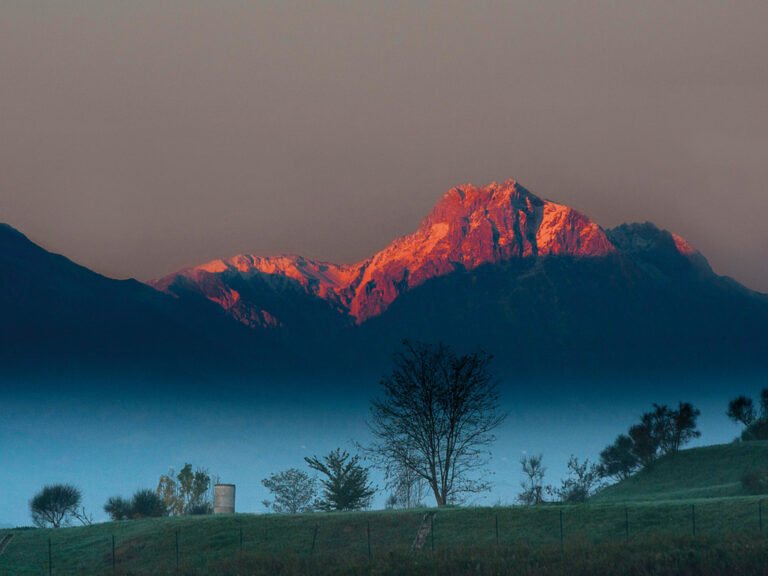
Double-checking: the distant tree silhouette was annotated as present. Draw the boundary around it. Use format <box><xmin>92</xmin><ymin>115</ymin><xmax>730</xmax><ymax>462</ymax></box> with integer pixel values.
<box><xmin>262</xmin><ymin>468</ymin><xmax>317</xmax><ymax>514</ymax></box>
<box><xmin>30</xmin><ymin>484</ymin><xmax>82</xmax><ymax>528</ymax></box>
<box><xmin>517</xmin><ymin>454</ymin><xmax>546</xmax><ymax>505</ymax></box>
<box><xmin>104</xmin><ymin>496</ymin><xmax>132</xmax><ymax>521</ymax></box>
<box><xmin>104</xmin><ymin>489</ymin><xmax>167</xmax><ymax>520</ymax></box>
<box><xmin>599</xmin><ymin>401</ymin><xmax>700</xmax><ymax>481</ymax></box>
<box><xmin>549</xmin><ymin>456</ymin><xmax>602</xmax><ymax>503</ymax></box>
<box><xmin>305</xmin><ymin>449</ymin><xmax>375</xmax><ymax>511</ymax></box>
<box><xmin>599</xmin><ymin>434</ymin><xmax>638</xmax><ymax>481</ymax></box>
<box><xmin>366</xmin><ymin>341</ymin><xmax>506</xmax><ymax>506</ymax></box>
<box><xmin>727</xmin><ymin>389</ymin><xmax>768</xmax><ymax>441</ymax></box>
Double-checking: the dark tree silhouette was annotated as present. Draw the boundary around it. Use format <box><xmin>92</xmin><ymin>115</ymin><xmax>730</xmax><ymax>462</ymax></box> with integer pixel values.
<box><xmin>367</xmin><ymin>341</ymin><xmax>506</xmax><ymax>506</ymax></box>
<box><xmin>30</xmin><ymin>484</ymin><xmax>82</xmax><ymax>528</ymax></box>
<box><xmin>599</xmin><ymin>434</ymin><xmax>638</xmax><ymax>481</ymax></box>
<box><xmin>305</xmin><ymin>449</ymin><xmax>375</xmax><ymax>511</ymax></box>
<box><xmin>517</xmin><ymin>454</ymin><xmax>546</xmax><ymax>505</ymax></box>
<box><xmin>727</xmin><ymin>396</ymin><xmax>756</xmax><ymax>428</ymax></box>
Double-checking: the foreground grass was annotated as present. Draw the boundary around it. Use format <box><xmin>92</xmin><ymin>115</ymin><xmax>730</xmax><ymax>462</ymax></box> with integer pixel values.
<box><xmin>2</xmin><ymin>497</ymin><xmax>768</xmax><ymax>575</ymax></box>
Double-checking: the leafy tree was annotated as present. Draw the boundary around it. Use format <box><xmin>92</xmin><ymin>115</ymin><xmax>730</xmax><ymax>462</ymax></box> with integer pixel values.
<box><xmin>517</xmin><ymin>454</ymin><xmax>546</xmax><ymax>505</ymax></box>
<box><xmin>104</xmin><ymin>489</ymin><xmax>168</xmax><ymax>520</ymax></box>
<box><xmin>727</xmin><ymin>396</ymin><xmax>756</xmax><ymax>428</ymax></box>
<box><xmin>261</xmin><ymin>468</ymin><xmax>317</xmax><ymax>514</ymax></box>
<box><xmin>129</xmin><ymin>489</ymin><xmax>167</xmax><ymax>518</ymax></box>
<box><xmin>305</xmin><ymin>449</ymin><xmax>375</xmax><ymax>511</ymax></box>
<box><xmin>599</xmin><ymin>401</ymin><xmax>700</xmax><ymax>481</ymax></box>
<box><xmin>549</xmin><ymin>456</ymin><xmax>602</xmax><ymax>503</ymax></box>
<box><xmin>157</xmin><ymin>463</ymin><xmax>213</xmax><ymax>515</ymax></box>
<box><xmin>30</xmin><ymin>484</ymin><xmax>82</xmax><ymax>528</ymax></box>
<box><xmin>367</xmin><ymin>341</ymin><xmax>506</xmax><ymax>506</ymax></box>
<box><xmin>104</xmin><ymin>496</ymin><xmax>132</xmax><ymax>521</ymax></box>
<box><xmin>599</xmin><ymin>434</ymin><xmax>638</xmax><ymax>481</ymax></box>
<box><xmin>727</xmin><ymin>390</ymin><xmax>768</xmax><ymax>441</ymax></box>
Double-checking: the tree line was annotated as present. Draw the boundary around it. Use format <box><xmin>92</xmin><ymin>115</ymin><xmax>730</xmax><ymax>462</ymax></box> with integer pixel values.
<box><xmin>27</xmin><ymin>343</ymin><xmax>764</xmax><ymax>526</ymax></box>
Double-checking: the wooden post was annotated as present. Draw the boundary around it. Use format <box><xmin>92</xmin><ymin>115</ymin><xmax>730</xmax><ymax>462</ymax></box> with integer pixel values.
<box><xmin>691</xmin><ymin>504</ymin><xmax>696</xmax><ymax>537</ymax></box>
<box><xmin>495</xmin><ymin>514</ymin><xmax>499</xmax><ymax>547</ymax></box>
<box><xmin>367</xmin><ymin>520</ymin><xmax>372</xmax><ymax>561</ymax></box>
<box><xmin>625</xmin><ymin>507</ymin><xmax>629</xmax><ymax>543</ymax></box>
<box><xmin>760</xmin><ymin>500</ymin><xmax>763</xmax><ymax>533</ymax></box>
<box><xmin>48</xmin><ymin>536</ymin><xmax>52</xmax><ymax>576</ymax></box>
<box><xmin>431</xmin><ymin>515</ymin><xmax>435</xmax><ymax>552</ymax></box>
<box><xmin>175</xmin><ymin>529</ymin><xmax>180</xmax><ymax>571</ymax></box>
<box><xmin>559</xmin><ymin>509</ymin><xmax>564</xmax><ymax>552</ymax></box>
<box><xmin>112</xmin><ymin>534</ymin><xmax>116</xmax><ymax>573</ymax></box>
<box><xmin>310</xmin><ymin>524</ymin><xmax>318</xmax><ymax>556</ymax></box>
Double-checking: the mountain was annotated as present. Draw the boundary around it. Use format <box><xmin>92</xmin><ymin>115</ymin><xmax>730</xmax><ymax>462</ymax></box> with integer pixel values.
<box><xmin>0</xmin><ymin>224</ymin><xmax>275</xmax><ymax>380</ymax></box>
<box><xmin>3</xmin><ymin>179</ymin><xmax>767</xmax><ymax>381</ymax></box>
<box><xmin>152</xmin><ymin>180</ymin><xmax>618</xmax><ymax>326</ymax></box>
<box><xmin>152</xmin><ymin>179</ymin><xmax>768</xmax><ymax>375</ymax></box>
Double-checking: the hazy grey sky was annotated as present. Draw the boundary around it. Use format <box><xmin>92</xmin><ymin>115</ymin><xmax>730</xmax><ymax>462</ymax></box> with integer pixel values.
<box><xmin>1</xmin><ymin>1</ymin><xmax>766</xmax><ymax>290</ymax></box>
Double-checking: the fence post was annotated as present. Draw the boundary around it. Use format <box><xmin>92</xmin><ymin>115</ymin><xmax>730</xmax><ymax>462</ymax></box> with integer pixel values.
<box><xmin>239</xmin><ymin>524</ymin><xmax>243</xmax><ymax>564</ymax></box>
<box><xmin>559</xmin><ymin>509</ymin><xmax>564</xmax><ymax>552</ymax></box>
<box><xmin>112</xmin><ymin>534</ymin><xmax>116</xmax><ymax>573</ymax></box>
<box><xmin>48</xmin><ymin>536</ymin><xmax>52</xmax><ymax>576</ymax></box>
<box><xmin>691</xmin><ymin>504</ymin><xmax>696</xmax><ymax>537</ymax></box>
<box><xmin>310</xmin><ymin>524</ymin><xmax>318</xmax><ymax>556</ymax></box>
<box><xmin>625</xmin><ymin>507</ymin><xmax>629</xmax><ymax>543</ymax></box>
<box><xmin>367</xmin><ymin>520</ymin><xmax>372</xmax><ymax>561</ymax></box>
<box><xmin>760</xmin><ymin>500</ymin><xmax>763</xmax><ymax>533</ymax></box>
<box><xmin>431</xmin><ymin>515</ymin><xmax>435</xmax><ymax>552</ymax></box>
<box><xmin>175</xmin><ymin>529</ymin><xmax>180</xmax><ymax>572</ymax></box>
<box><xmin>495</xmin><ymin>514</ymin><xmax>499</xmax><ymax>547</ymax></box>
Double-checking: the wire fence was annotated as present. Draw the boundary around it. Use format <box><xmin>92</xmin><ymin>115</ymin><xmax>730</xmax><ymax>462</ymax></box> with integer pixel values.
<box><xmin>8</xmin><ymin>498</ymin><xmax>768</xmax><ymax>575</ymax></box>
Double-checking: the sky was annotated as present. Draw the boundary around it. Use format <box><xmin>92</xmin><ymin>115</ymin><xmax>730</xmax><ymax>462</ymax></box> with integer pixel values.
<box><xmin>0</xmin><ymin>1</ymin><xmax>767</xmax><ymax>291</ymax></box>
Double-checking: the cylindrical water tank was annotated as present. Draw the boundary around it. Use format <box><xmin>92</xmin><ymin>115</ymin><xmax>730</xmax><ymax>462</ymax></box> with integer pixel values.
<box><xmin>213</xmin><ymin>484</ymin><xmax>236</xmax><ymax>514</ymax></box>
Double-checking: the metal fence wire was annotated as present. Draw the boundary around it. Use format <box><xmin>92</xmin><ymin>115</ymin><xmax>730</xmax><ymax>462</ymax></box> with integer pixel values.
<box><xmin>19</xmin><ymin>499</ymin><xmax>768</xmax><ymax>575</ymax></box>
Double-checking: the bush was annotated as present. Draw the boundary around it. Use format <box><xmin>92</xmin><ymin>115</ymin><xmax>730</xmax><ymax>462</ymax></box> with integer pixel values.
<box><xmin>30</xmin><ymin>484</ymin><xmax>83</xmax><ymax>528</ymax></box>
<box><xmin>104</xmin><ymin>496</ymin><xmax>132</xmax><ymax>521</ymax></box>
<box><xmin>741</xmin><ymin>468</ymin><xmax>768</xmax><ymax>495</ymax></box>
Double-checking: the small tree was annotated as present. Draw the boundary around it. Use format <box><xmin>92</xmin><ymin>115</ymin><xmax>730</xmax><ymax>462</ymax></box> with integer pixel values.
<box><xmin>305</xmin><ymin>449</ymin><xmax>375</xmax><ymax>511</ymax></box>
<box><xmin>157</xmin><ymin>463</ymin><xmax>213</xmax><ymax>515</ymax></box>
<box><xmin>30</xmin><ymin>484</ymin><xmax>82</xmax><ymax>528</ymax></box>
<box><xmin>728</xmin><ymin>396</ymin><xmax>756</xmax><ymax>428</ymax></box>
<box><xmin>129</xmin><ymin>489</ymin><xmax>167</xmax><ymax>518</ymax></box>
<box><xmin>262</xmin><ymin>468</ymin><xmax>317</xmax><ymax>514</ymax></box>
<box><xmin>549</xmin><ymin>456</ymin><xmax>602</xmax><ymax>503</ymax></box>
<box><xmin>367</xmin><ymin>341</ymin><xmax>506</xmax><ymax>506</ymax></box>
<box><xmin>599</xmin><ymin>434</ymin><xmax>638</xmax><ymax>481</ymax></box>
<box><xmin>517</xmin><ymin>454</ymin><xmax>546</xmax><ymax>505</ymax></box>
<box><xmin>727</xmin><ymin>390</ymin><xmax>768</xmax><ymax>441</ymax></box>
<box><xmin>104</xmin><ymin>496</ymin><xmax>132</xmax><ymax>521</ymax></box>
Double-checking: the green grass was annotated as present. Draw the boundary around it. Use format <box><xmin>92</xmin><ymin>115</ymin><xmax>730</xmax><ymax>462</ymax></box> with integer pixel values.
<box><xmin>594</xmin><ymin>441</ymin><xmax>768</xmax><ymax>502</ymax></box>
<box><xmin>1</xmin><ymin>498</ymin><xmax>768</xmax><ymax>575</ymax></box>
<box><xmin>4</xmin><ymin>442</ymin><xmax>768</xmax><ymax>574</ymax></box>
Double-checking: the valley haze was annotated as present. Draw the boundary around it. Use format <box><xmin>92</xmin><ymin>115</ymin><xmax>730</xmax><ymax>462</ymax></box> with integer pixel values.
<box><xmin>1</xmin><ymin>178</ymin><xmax>766</xmax><ymax>528</ymax></box>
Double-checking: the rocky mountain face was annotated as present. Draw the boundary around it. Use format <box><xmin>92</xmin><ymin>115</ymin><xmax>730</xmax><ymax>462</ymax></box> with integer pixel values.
<box><xmin>153</xmin><ymin>180</ymin><xmax>628</xmax><ymax>328</ymax></box>
<box><xmin>3</xmin><ymin>178</ymin><xmax>767</xmax><ymax>381</ymax></box>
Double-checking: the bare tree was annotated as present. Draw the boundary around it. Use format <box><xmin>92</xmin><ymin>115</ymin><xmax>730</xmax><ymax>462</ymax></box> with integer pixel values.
<box><xmin>517</xmin><ymin>454</ymin><xmax>546</xmax><ymax>505</ymax></box>
<box><xmin>367</xmin><ymin>341</ymin><xmax>506</xmax><ymax>506</ymax></box>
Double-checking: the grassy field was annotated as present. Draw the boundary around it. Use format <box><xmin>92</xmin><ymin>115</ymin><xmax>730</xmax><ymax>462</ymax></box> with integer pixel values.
<box><xmin>3</xmin><ymin>442</ymin><xmax>768</xmax><ymax>574</ymax></box>
<box><xmin>1</xmin><ymin>497</ymin><xmax>767</xmax><ymax>575</ymax></box>
<box><xmin>594</xmin><ymin>441</ymin><xmax>768</xmax><ymax>502</ymax></box>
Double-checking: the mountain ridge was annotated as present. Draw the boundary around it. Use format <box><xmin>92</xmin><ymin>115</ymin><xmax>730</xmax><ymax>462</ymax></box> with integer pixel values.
<box><xmin>152</xmin><ymin>179</ymin><xmax>703</xmax><ymax>329</ymax></box>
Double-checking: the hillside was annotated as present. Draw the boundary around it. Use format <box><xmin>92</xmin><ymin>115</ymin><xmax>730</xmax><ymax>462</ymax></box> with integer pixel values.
<box><xmin>594</xmin><ymin>442</ymin><xmax>768</xmax><ymax>502</ymax></box>
<box><xmin>2</xmin><ymin>499</ymin><xmax>767</xmax><ymax>575</ymax></box>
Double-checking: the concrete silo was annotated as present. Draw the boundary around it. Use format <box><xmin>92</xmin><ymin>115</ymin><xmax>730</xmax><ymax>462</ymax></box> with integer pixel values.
<box><xmin>213</xmin><ymin>484</ymin><xmax>236</xmax><ymax>514</ymax></box>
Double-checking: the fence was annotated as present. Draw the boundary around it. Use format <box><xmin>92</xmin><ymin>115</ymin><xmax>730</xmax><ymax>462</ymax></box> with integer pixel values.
<box><xmin>5</xmin><ymin>498</ymin><xmax>767</xmax><ymax>575</ymax></box>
